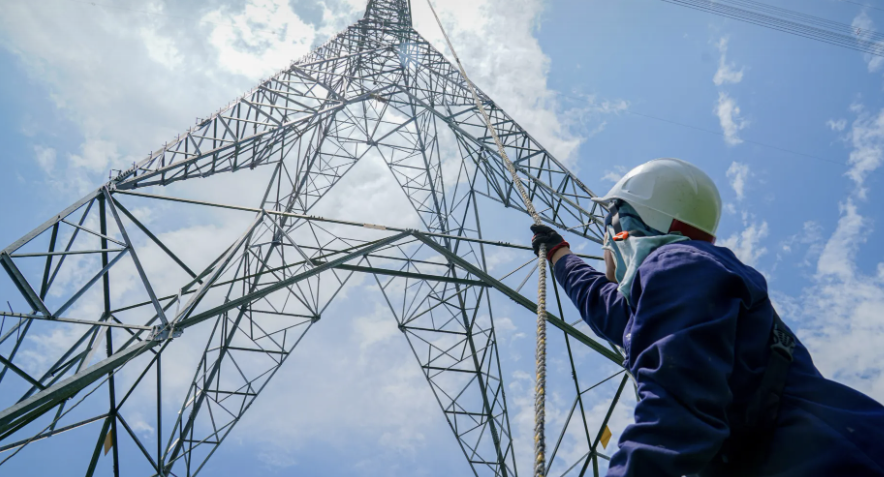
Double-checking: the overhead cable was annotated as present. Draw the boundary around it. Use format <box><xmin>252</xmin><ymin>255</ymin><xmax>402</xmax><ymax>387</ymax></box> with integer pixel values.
<box><xmin>660</xmin><ymin>0</ymin><xmax>884</xmax><ymax>57</ymax></box>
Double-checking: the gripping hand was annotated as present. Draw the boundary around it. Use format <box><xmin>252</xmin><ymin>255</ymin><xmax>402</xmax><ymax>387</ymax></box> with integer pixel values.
<box><xmin>531</xmin><ymin>224</ymin><xmax>570</xmax><ymax>261</ymax></box>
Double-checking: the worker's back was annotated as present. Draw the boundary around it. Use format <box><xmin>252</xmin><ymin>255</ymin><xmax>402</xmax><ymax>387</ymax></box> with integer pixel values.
<box><xmin>553</xmin><ymin>240</ymin><xmax>884</xmax><ymax>477</ymax></box>
<box><xmin>655</xmin><ymin>241</ymin><xmax>884</xmax><ymax>476</ymax></box>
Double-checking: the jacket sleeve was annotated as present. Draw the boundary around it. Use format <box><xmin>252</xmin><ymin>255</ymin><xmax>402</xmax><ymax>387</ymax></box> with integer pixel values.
<box><xmin>607</xmin><ymin>247</ymin><xmax>741</xmax><ymax>477</ymax></box>
<box><xmin>553</xmin><ymin>253</ymin><xmax>631</xmax><ymax>347</ymax></box>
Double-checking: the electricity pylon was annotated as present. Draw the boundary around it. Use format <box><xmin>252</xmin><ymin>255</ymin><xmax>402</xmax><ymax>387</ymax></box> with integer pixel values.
<box><xmin>0</xmin><ymin>1</ymin><xmax>629</xmax><ymax>475</ymax></box>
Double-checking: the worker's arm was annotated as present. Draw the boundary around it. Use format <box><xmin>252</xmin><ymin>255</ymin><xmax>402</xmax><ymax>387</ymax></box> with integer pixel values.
<box><xmin>607</xmin><ymin>245</ymin><xmax>739</xmax><ymax>477</ymax></box>
<box><xmin>553</xmin><ymin>253</ymin><xmax>631</xmax><ymax>346</ymax></box>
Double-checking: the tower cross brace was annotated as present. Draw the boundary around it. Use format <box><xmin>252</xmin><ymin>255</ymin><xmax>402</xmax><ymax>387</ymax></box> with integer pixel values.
<box><xmin>0</xmin><ymin>1</ymin><xmax>628</xmax><ymax>476</ymax></box>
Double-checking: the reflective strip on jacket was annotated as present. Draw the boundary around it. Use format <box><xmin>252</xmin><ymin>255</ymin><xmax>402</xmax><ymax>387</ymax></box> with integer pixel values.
<box><xmin>553</xmin><ymin>241</ymin><xmax>884</xmax><ymax>477</ymax></box>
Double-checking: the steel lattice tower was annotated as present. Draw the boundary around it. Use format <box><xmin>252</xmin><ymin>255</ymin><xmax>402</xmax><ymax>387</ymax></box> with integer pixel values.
<box><xmin>0</xmin><ymin>1</ymin><xmax>632</xmax><ymax>475</ymax></box>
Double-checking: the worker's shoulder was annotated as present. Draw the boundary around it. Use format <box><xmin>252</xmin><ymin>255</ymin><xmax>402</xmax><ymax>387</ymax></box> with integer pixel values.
<box><xmin>642</xmin><ymin>241</ymin><xmax>767</xmax><ymax>290</ymax></box>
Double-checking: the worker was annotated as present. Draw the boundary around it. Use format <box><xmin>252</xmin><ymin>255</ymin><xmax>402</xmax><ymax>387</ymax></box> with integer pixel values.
<box><xmin>530</xmin><ymin>158</ymin><xmax>884</xmax><ymax>477</ymax></box>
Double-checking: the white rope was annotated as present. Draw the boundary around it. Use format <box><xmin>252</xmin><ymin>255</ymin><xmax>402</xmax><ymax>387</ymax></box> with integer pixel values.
<box><xmin>422</xmin><ymin>3</ymin><xmax>548</xmax><ymax>475</ymax></box>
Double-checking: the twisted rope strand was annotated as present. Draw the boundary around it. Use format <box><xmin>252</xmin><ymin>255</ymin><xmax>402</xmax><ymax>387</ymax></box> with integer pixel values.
<box><xmin>423</xmin><ymin>2</ymin><xmax>548</xmax><ymax>475</ymax></box>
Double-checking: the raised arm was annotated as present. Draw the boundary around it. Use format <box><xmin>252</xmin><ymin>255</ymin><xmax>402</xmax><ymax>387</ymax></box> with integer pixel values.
<box><xmin>553</xmin><ymin>253</ymin><xmax>632</xmax><ymax>347</ymax></box>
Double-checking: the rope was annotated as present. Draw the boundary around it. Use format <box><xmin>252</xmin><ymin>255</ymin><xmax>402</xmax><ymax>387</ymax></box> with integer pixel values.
<box><xmin>422</xmin><ymin>3</ymin><xmax>548</xmax><ymax>475</ymax></box>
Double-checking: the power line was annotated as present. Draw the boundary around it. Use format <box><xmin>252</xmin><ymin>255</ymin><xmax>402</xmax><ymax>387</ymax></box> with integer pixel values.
<box><xmin>659</xmin><ymin>0</ymin><xmax>884</xmax><ymax>57</ymax></box>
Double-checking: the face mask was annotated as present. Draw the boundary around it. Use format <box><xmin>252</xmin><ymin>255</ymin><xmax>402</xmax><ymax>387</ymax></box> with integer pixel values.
<box><xmin>602</xmin><ymin>228</ymin><xmax>629</xmax><ymax>284</ymax></box>
<box><xmin>601</xmin><ymin>203</ymin><xmax>690</xmax><ymax>306</ymax></box>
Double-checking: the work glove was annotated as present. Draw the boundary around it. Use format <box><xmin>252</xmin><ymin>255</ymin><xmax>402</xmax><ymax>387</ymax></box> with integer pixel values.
<box><xmin>530</xmin><ymin>224</ymin><xmax>570</xmax><ymax>261</ymax></box>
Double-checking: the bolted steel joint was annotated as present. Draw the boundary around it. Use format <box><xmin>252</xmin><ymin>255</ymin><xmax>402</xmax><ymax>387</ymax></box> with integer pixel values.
<box><xmin>150</xmin><ymin>325</ymin><xmax>183</xmax><ymax>342</ymax></box>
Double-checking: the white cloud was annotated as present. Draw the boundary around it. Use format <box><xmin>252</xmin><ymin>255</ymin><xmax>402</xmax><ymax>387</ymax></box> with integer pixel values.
<box><xmin>713</xmin><ymin>37</ymin><xmax>744</xmax><ymax>86</ymax></box>
<box><xmin>602</xmin><ymin>165</ymin><xmax>628</xmax><ymax>183</ymax></box>
<box><xmin>257</xmin><ymin>447</ymin><xmax>298</xmax><ymax>470</ymax></box>
<box><xmin>33</xmin><ymin>145</ymin><xmax>56</xmax><ymax>174</ymax></box>
<box><xmin>602</xmin><ymin>170</ymin><xmax>623</xmax><ymax>183</ymax></box>
<box><xmin>726</xmin><ymin>161</ymin><xmax>750</xmax><ymax>200</ymax></box>
<box><xmin>233</xmin><ymin>301</ymin><xmax>447</xmax><ymax>468</ymax></box>
<box><xmin>816</xmin><ymin>200</ymin><xmax>864</xmax><ymax>279</ymax></box>
<box><xmin>0</xmin><ymin>0</ymin><xmax>300</xmax><ymax>184</ymax></box>
<box><xmin>779</xmin><ymin>221</ymin><xmax>824</xmax><ymax>265</ymax></box>
<box><xmin>715</xmin><ymin>92</ymin><xmax>748</xmax><ymax>146</ymax></box>
<box><xmin>827</xmin><ymin>118</ymin><xmax>847</xmax><ymax>132</ymax></box>
<box><xmin>796</xmin><ymin>201</ymin><xmax>884</xmax><ymax>400</ymax></box>
<box><xmin>852</xmin><ymin>12</ymin><xmax>884</xmax><ymax>72</ymax></box>
<box><xmin>411</xmin><ymin>0</ymin><xmax>606</xmax><ymax>166</ymax></box>
<box><xmin>69</xmin><ymin>138</ymin><xmax>121</xmax><ymax>173</ymax></box>
<box><xmin>594</xmin><ymin>99</ymin><xmax>630</xmax><ymax>115</ymax></box>
<box><xmin>560</xmin><ymin>96</ymin><xmax>629</xmax><ymax>138</ymax></box>
<box><xmin>718</xmin><ymin>213</ymin><xmax>769</xmax><ymax>267</ymax></box>
<box><xmin>202</xmin><ymin>0</ymin><xmax>317</xmax><ymax>79</ymax></box>
<box><xmin>790</xmin><ymin>101</ymin><xmax>884</xmax><ymax>402</ymax></box>
<box><xmin>843</xmin><ymin>105</ymin><xmax>884</xmax><ymax>199</ymax></box>
<box><xmin>138</xmin><ymin>7</ymin><xmax>183</xmax><ymax>70</ymax></box>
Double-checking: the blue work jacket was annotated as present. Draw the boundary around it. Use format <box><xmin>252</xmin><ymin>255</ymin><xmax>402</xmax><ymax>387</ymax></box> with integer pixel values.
<box><xmin>554</xmin><ymin>241</ymin><xmax>884</xmax><ymax>477</ymax></box>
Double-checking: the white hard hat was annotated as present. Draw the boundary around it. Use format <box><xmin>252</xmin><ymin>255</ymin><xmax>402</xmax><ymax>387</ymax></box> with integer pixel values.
<box><xmin>593</xmin><ymin>158</ymin><xmax>722</xmax><ymax>241</ymax></box>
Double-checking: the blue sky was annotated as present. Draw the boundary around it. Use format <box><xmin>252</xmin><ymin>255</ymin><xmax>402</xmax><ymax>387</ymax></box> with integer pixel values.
<box><xmin>1</xmin><ymin>0</ymin><xmax>883</xmax><ymax>475</ymax></box>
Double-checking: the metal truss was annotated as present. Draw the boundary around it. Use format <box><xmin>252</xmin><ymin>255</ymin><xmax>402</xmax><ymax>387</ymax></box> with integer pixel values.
<box><xmin>0</xmin><ymin>1</ymin><xmax>628</xmax><ymax>476</ymax></box>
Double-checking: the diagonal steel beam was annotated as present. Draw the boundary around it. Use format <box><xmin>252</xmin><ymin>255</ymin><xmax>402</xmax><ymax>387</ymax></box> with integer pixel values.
<box><xmin>412</xmin><ymin>231</ymin><xmax>622</xmax><ymax>364</ymax></box>
<box><xmin>103</xmin><ymin>188</ymin><xmax>168</xmax><ymax>327</ymax></box>
<box><xmin>0</xmin><ymin>253</ymin><xmax>51</xmax><ymax>316</ymax></box>
<box><xmin>177</xmin><ymin>230</ymin><xmax>411</xmax><ymax>329</ymax></box>
<box><xmin>0</xmin><ymin>340</ymin><xmax>156</xmax><ymax>436</ymax></box>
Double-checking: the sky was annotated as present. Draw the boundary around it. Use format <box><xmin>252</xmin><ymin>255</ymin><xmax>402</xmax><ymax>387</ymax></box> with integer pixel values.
<box><xmin>1</xmin><ymin>0</ymin><xmax>884</xmax><ymax>475</ymax></box>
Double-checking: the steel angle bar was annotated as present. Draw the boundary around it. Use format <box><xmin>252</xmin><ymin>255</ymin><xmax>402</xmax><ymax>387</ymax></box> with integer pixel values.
<box><xmin>10</xmin><ymin>249</ymin><xmax>126</xmax><ymax>258</ymax></box>
<box><xmin>0</xmin><ymin>253</ymin><xmax>51</xmax><ymax>316</ymax></box>
<box><xmin>115</xmin><ymin>110</ymin><xmax>330</xmax><ymax>189</ymax></box>
<box><xmin>412</xmin><ymin>231</ymin><xmax>622</xmax><ymax>364</ymax></box>
<box><xmin>0</xmin><ymin>354</ymin><xmax>43</xmax><ymax>390</ymax></box>
<box><xmin>0</xmin><ymin>413</ymin><xmax>108</xmax><ymax>453</ymax></box>
<box><xmin>116</xmin><ymin>413</ymin><xmax>160</xmax><ymax>472</ymax></box>
<box><xmin>102</xmin><ymin>189</ymin><xmax>168</xmax><ymax>328</ymax></box>
<box><xmin>37</xmin><ymin>223</ymin><xmax>59</xmax><ymax>302</ymax></box>
<box><xmin>577</xmin><ymin>374</ymin><xmax>629</xmax><ymax>477</ymax></box>
<box><xmin>0</xmin><ymin>340</ymin><xmax>156</xmax><ymax>436</ymax></box>
<box><xmin>393</xmin><ymin>87</ymin><xmax>605</xmax><ymax>241</ymax></box>
<box><xmin>1</xmin><ymin>189</ymin><xmax>101</xmax><ymax>256</ymax></box>
<box><xmin>40</xmin><ymin>195</ymin><xmax>97</xmax><ymax>298</ymax></box>
<box><xmin>162</xmin><ymin>253</ymin><xmax>335</xmax><ymax>474</ymax></box>
<box><xmin>118</xmin><ymin>87</ymin><xmax>394</xmax><ymax>190</ymax></box>
<box><xmin>178</xmin><ymin>231</ymin><xmax>410</xmax><ymax>329</ymax></box>
<box><xmin>297</xmin><ymin>45</ymin><xmax>393</xmax><ymax>69</ymax></box>
<box><xmin>263</xmin><ymin>211</ymin><xmax>316</xmax><ymax>267</ymax></box>
<box><xmin>112</xmin><ymin>198</ymin><xmax>198</xmax><ymax>279</ymax></box>
<box><xmin>58</xmin><ymin>219</ymin><xmax>126</xmax><ymax>247</ymax></box>
<box><xmin>240</xmin><ymin>99</ymin><xmax>283</xmax><ymax>126</ymax></box>
<box><xmin>53</xmin><ymin>248</ymin><xmax>129</xmax><ymax>318</ymax></box>
<box><xmin>322</xmin><ymin>262</ymin><xmax>488</xmax><ymax>287</ymax></box>
<box><xmin>114</xmin><ymin>190</ymin><xmax>603</xmax><ymax>261</ymax></box>
<box><xmin>172</xmin><ymin>213</ymin><xmax>264</xmax><ymax>327</ymax></box>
